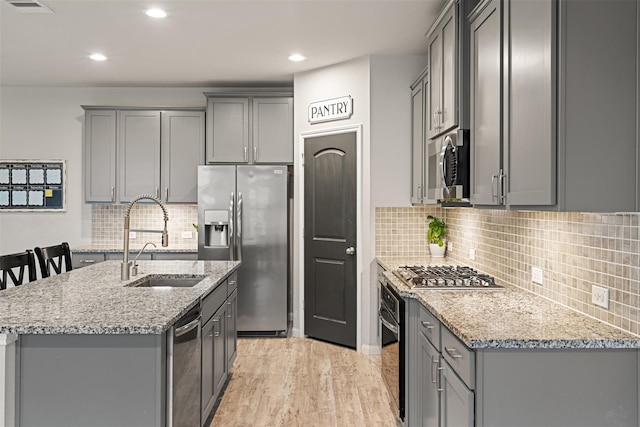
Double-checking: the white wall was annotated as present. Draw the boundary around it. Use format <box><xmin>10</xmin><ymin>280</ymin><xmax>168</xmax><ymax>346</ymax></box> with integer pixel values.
<box><xmin>0</xmin><ymin>87</ymin><xmax>209</xmax><ymax>254</ymax></box>
<box><xmin>293</xmin><ymin>55</ymin><xmax>427</xmax><ymax>353</ymax></box>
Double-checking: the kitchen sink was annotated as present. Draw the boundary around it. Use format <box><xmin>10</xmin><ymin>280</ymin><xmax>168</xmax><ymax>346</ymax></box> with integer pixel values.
<box><xmin>127</xmin><ymin>275</ymin><xmax>207</xmax><ymax>288</ymax></box>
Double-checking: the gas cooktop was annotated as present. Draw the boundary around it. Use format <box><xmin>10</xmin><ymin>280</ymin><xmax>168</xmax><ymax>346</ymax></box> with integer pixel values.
<box><xmin>393</xmin><ymin>265</ymin><xmax>502</xmax><ymax>290</ymax></box>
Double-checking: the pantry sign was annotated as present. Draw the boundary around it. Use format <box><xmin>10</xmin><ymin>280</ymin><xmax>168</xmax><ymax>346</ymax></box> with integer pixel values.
<box><xmin>308</xmin><ymin>95</ymin><xmax>353</xmax><ymax>124</ymax></box>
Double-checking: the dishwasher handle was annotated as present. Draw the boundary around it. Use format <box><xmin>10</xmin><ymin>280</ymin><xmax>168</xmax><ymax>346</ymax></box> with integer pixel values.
<box><xmin>174</xmin><ymin>315</ymin><xmax>201</xmax><ymax>337</ymax></box>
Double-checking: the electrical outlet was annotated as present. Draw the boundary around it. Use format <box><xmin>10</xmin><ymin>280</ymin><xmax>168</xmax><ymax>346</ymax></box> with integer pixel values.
<box><xmin>469</xmin><ymin>248</ymin><xmax>476</xmax><ymax>261</ymax></box>
<box><xmin>181</xmin><ymin>231</ymin><xmax>192</xmax><ymax>239</ymax></box>
<box><xmin>531</xmin><ymin>266</ymin><xmax>544</xmax><ymax>285</ymax></box>
<box><xmin>592</xmin><ymin>285</ymin><xmax>610</xmax><ymax>309</ymax></box>
<box><xmin>129</xmin><ymin>231</ymin><xmax>137</xmax><ymax>239</ymax></box>
<box><xmin>447</xmin><ymin>241</ymin><xmax>453</xmax><ymax>252</ymax></box>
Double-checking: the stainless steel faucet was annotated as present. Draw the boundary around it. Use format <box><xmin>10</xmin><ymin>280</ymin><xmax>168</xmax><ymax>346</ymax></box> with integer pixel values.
<box><xmin>131</xmin><ymin>241</ymin><xmax>157</xmax><ymax>277</ymax></box>
<box><xmin>121</xmin><ymin>194</ymin><xmax>169</xmax><ymax>280</ymax></box>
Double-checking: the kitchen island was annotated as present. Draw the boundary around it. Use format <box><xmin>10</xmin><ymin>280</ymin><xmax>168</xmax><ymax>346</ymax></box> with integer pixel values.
<box><xmin>0</xmin><ymin>259</ymin><xmax>240</xmax><ymax>427</ymax></box>
<box><xmin>378</xmin><ymin>256</ymin><xmax>640</xmax><ymax>427</ymax></box>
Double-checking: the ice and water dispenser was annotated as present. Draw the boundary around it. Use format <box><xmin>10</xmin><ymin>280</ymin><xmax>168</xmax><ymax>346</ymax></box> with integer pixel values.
<box><xmin>204</xmin><ymin>210</ymin><xmax>228</xmax><ymax>247</ymax></box>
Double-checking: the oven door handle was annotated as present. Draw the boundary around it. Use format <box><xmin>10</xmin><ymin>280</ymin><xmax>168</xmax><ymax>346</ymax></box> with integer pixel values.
<box><xmin>379</xmin><ymin>307</ymin><xmax>399</xmax><ymax>335</ymax></box>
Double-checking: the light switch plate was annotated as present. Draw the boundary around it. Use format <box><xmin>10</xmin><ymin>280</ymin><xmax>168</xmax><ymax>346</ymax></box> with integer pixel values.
<box><xmin>592</xmin><ymin>285</ymin><xmax>610</xmax><ymax>309</ymax></box>
<box><xmin>469</xmin><ymin>248</ymin><xmax>476</xmax><ymax>261</ymax></box>
<box><xmin>181</xmin><ymin>231</ymin><xmax>192</xmax><ymax>239</ymax></box>
<box><xmin>447</xmin><ymin>241</ymin><xmax>453</xmax><ymax>252</ymax></box>
<box><xmin>129</xmin><ymin>231</ymin><xmax>136</xmax><ymax>239</ymax></box>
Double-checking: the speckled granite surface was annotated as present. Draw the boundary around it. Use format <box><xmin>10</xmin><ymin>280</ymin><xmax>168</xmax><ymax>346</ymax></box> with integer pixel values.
<box><xmin>378</xmin><ymin>256</ymin><xmax>640</xmax><ymax>349</ymax></box>
<box><xmin>0</xmin><ymin>260</ymin><xmax>239</xmax><ymax>335</ymax></box>
<box><xmin>73</xmin><ymin>245</ymin><xmax>197</xmax><ymax>253</ymax></box>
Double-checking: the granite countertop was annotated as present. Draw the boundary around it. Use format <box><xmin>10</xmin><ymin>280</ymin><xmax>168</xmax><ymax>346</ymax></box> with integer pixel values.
<box><xmin>377</xmin><ymin>256</ymin><xmax>640</xmax><ymax>350</ymax></box>
<box><xmin>0</xmin><ymin>260</ymin><xmax>239</xmax><ymax>335</ymax></box>
<box><xmin>73</xmin><ymin>244</ymin><xmax>197</xmax><ymax>253</ymax></box>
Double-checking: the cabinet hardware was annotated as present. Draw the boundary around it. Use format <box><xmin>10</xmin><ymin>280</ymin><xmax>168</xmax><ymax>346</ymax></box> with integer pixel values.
<box><xmin>431</xmin><ymin>356</ymin><xmax>438</xmax><ymax>384</ymax></box>
<box><xmin>244</xmin><ymin>147</ymin><xmax>248</xmax><ymax>163</ymax></box>
<box><xmin>421</xmin><ymin>320</ymin><xmax>434</xmax><ymax>330</ymax></box>
<box><xmin>499</xmin><ymin>169</ymin><xmax>506</xmax><ymax>204</ymax></box>
<box><xmin>155</xmin><ymin>187</ymin><xmax>160</xmax><ymax>199</ymax></box>
<box><xmin>445</xmin><ymin>347</ymin><xmax>463</xmax><ymax>359</ymax></box>
<box><xmin>227</xmin><ymin>301</ymin><xmax>232</xmax><ymax>318</ymax></box>
<box><xmin>491</xmin><ymin>173</ymin><xmax>498</xmax><ymax>202</ymax></box>
<box><xmin>253</xmin><ymin>146</ymin><xmax>257</xmax><ymax>162</ymax></box>
<box><xmin>212</xmin><ymin>316</ymin><xmax>220</xmax><ymax>322</ymax></box>
<box><xmin>80</xmin><ymin>259</ymin><xmax>97</xmax><ymax>264</ymax></box>
<box><xmin>110</xmin><ymin>186</ymin><xmax>115</xmax><ymax>203</ymax></box>
<box><xmin>165</xmin><ymin>187</ymin><xmax>169</xmax><ymax>201</ymax></box>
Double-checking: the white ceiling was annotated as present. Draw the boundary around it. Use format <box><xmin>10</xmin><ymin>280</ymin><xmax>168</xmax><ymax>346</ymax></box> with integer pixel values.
<box><xmin>0</xmin><ymin>0</ymin><xmax>445</xmax><ymax>87</ymax></box>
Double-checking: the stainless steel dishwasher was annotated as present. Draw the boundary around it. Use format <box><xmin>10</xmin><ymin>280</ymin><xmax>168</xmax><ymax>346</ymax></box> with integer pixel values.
<box><xmin>167</xmin><ymin>305</ymin><xmax>202</xmax><ymax>427</ymax></box>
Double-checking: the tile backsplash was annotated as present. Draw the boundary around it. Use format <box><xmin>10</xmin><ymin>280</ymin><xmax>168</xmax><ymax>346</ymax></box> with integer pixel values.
<box><xmin>376</xmin><ymin>206</ymin><xmax>640</xmax><ymax>336</ymax></box>
<box><xmin>92</xmin><ymin>204</ymin><xmax>198</xmax><ymax>249</ymax></box>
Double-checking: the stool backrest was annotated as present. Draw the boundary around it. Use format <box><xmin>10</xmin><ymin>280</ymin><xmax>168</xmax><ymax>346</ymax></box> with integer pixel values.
<box><xmin>0</xmin><ymin>250</ymin><xmax>37</xmax><ymax>290</ymax></box>
<box><xmin>34</xmin><ymin>242</ymin><xmax>72</xmax><ymax>278</ymax></box>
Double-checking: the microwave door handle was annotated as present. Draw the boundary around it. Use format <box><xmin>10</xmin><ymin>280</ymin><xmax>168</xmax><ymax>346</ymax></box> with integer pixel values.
<box><xmin>229</xmin><ymin>192</ymin><xmax>235</xmax><ymax>260</ymax></box>
<box><xmin>237</xmin><ymin>192</ymin><xmax>243</xmax><ymax>262</ymax></box>
<box><xmin>440</xmin><ymin>138</ymin><xmax>449</xmax><ymax>198</ymax></box>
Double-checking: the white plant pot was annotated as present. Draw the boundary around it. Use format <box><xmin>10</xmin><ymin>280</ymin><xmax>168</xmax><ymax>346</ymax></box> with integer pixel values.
<box><xmin>429</xmin><ymin>241</ymin><xmax>446</xmax><ymax>258</ymax></box>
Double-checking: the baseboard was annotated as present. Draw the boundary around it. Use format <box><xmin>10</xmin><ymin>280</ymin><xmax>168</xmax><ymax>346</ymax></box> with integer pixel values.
<box><xmin>358</xmin><ymin>343</ymin><xmax>381</xmax><ymax>355</ymax></box>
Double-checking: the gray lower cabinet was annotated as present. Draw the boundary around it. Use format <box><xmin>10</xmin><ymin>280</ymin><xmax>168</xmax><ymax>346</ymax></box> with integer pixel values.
<box><xmin>406</xmin><ymin>298</ymin><xmax>639</xmax><ymax>427</ymax></box>
<box><xmin>73</xmin><ymin>251</ymin><xmax>197</xmax><ymax>268</ymax></box>
<box><xmin>201</xmin><ymin>272</ymin><xmax>237</xmax><ymax>426</ymax></box>
<box><xmin>83</xmin><ymin>107</ymin><xmax>204</xmax><ymax>204</ymax></box>
<box><xmin>470</xmin><ymin>0</ymin><xmax>640</xmax><ymax>211</ymax></box>
<box><xmin>205</xmin><ymin>90</ymin><xmax>294</xmax><ymax>164</ymax></box>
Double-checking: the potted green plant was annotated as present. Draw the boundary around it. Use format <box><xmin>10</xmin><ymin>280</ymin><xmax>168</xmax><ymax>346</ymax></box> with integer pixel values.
<box><xmin>427</xmin><ymin>214</ymin><xmax>447</xmax><ymax>258</ymax></box>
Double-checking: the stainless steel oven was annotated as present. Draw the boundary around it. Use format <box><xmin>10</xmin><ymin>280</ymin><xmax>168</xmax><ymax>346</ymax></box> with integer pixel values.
<box><xmin>379</xmin><ymin>280</ymin><xmax>405</xmax><ymax>422</ymax></box>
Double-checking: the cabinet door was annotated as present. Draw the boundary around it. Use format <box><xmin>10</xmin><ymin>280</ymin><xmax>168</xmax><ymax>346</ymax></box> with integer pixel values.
<box><xmin>206</xmin><ymin>98</ymin><xmax>249</xmax><ymax>163</ymax></box>
<box><xmin>440</xmin><ymin>5</ymin><xmax>457</xmax><ymax>133</ymax></box>
<box><xmin>212</xmin><ymin>305</ymin><xmax>228</xmax><ymax>399</ymax></box>
<box><xmin>426</xmin><ymin>30</ymin><xmax>442</xmax><ymax>140</ymax></box>
<box><xmin>440</xmin><ymin>360</ymin><xmax>473</xmax><ymax>427</ymax></box>
<box><xmin>470</xmin><ymin>0</ymin><xmax>503</xmax><ymax>205</ymax></box>
<box><xmin>161</xmin><ymin>111</ymin><xmax>205</xmax><ymax>203</ymax></box>
<box><xmin>252</xmin><ymin>97</ymin><xmax>293</xmax><ymax>163</ymax></box>
<box><xmin>226</xmin><ymin>289</ymin><xmax>237</xmax><ymax>368</ymax></box>
<box><xmin>419</xmin><ymin>332</ymin><xmax>440</xmax><ymax>427</ymax></box>
<box><xmin>118</xmin><ymin>111</ymin><xmax>161</xmax><ymax>202</ymax></box>
<box><xmin>201</xmin><ymin>317</ymin><xmax>215</xmax><ymax>423</ymax></box>
<box><xmin>411</xmin><ymin>83</ymin><xmax>425</xmax><ymax>204</ymax></box>
<box><xmin>84</xmin><ymin>110</ymin><xmax>117</xmax><ymax>202</ymax></box>
<box><xmin>504</xmin><ymin>0</ymin><xmax>556</xmax><ymax>206</ymax></box>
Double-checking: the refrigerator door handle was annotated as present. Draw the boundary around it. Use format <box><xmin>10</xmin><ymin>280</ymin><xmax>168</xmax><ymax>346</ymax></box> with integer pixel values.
<box><xmin>237</xmin><ymin>192</ymin><xmax>243</xmax><ymax>261</ymax></box>
<box><xmin>229</xmin><ymin>192</ymin><xmax>235</xmax><ymax>260</ymax></box>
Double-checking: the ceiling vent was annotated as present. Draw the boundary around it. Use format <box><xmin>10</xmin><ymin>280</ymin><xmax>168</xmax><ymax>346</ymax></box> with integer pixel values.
<box><xmin>4</xmin><ymin>0</ymin><xmax>54</xmax><ymax>13</ymax></box>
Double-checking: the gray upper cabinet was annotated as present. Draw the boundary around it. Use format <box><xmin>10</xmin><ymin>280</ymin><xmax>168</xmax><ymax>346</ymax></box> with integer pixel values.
<box><xmin>426</xmin><ymin>1</ymin><xmax>457</xmax><ymax>139</ymax></box>
<box><xmin>470</xmin><ymin>0</ymin><xmax>640</xmax><ymax>211</ymax></box>
<box><xmin>118</xmin><ymin>110</ymin><xmax>161</xmax><ymax>202</ymax></box>
<box><xmin>83</xmin><ymin>107</ymin><xmax>204</xmax><ymax>204</ymax></box>
<box><xmin>84</xmin><ymin>110</ymin><xmax>117</xmax><ymax>203</ymax></box>
<box><xmin>252</xmin><ymin>97</ymin><xmax>294</xmax><ymax>163</ymax></box>
<box><xmin>503</xmin><ymin>0</ymin><xmax>555</xmax><ymax>206</ymax></box>
<box><xmin>161</xmin><ymin>111</ymin><xmax>205</xmax><ymax>203</ymax></box>
<box><xmin>206</xmin><ymin>97</ymin><xmax>249</xmax><ymax>163</ymax></box>
<box><xmin>469</xmin><ymin>0</ymin><xmax>502</xmax><ymax>206</ymax></box>
<box><xmin>411</xmin><ymin>69</ymin><xmax>428</xmax><ymax>204</ymax></box>
<box><xmin>205</xmin><ymin>90</ymin><xmax>294</xmax><ymax>164</ymax></box>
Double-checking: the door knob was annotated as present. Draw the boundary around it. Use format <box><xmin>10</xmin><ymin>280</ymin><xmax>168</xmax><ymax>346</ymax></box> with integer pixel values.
<box><xmin>346</xmin><ymin>247</ymin><xmax>356</xmax><ymax>256</ymax></box>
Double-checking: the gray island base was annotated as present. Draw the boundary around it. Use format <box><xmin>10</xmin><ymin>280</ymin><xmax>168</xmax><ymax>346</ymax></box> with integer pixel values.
<box><xmin>0</xmin><ymin>260</ymin><xmax>240</xmax><ymax>427</ymax></box>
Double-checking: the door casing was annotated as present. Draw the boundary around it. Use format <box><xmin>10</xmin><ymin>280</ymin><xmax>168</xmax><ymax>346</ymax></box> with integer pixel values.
<box><xmin>298</xmin><ymin>124</ymin><xmax>363</xmax><ymax>350</ymax></box>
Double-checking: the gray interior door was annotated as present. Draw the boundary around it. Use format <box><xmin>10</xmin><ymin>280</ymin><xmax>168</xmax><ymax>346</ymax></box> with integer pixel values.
<box><xmin>304</xmin><ymin>132</ymin><xmax>357</xmax><ymax>348</ymax></box>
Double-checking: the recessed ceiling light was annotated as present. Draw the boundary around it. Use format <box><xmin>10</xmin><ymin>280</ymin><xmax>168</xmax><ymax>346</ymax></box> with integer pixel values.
<box><xmin>288</xmin><ymin>53</ymin><xmax>306</xmax><ymax>62</ymax></box>
<box><xmin>89</xmin><ymin>53</ymin><xmax>107</xmax><ymax>61</ymax></box>
<box><xmin>145</xmin><ymin>8</ymin><xmax>167</xmax><ymax>18</ymax></box>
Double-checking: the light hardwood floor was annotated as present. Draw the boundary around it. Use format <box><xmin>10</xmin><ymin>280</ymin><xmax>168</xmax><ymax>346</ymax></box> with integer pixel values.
<box><xmin>209</xmin><ymin>337</ymin><xmax>398</xmax><ymax>427</ymax></box>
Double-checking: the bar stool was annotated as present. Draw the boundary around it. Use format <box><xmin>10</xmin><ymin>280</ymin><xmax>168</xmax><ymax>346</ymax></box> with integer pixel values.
<box><xmin>0</xmin><ymin>250</ymin><xmax>37</xmax><ymax>290</ymax></box>
<box><xmin>34</xmin><ymin>242</ymin><xmax>73</xmax><ymax>278</ymax></box>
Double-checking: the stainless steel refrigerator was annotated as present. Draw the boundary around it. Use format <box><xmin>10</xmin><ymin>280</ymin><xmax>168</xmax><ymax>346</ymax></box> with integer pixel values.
<box><xmin>198</xmin><ymin>165</ymin><xmax>289</xmax><ymax>335</ymax></box>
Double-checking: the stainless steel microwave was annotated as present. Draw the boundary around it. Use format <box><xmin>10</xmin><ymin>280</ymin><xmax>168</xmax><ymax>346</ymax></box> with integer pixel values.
<box><xmin>425</xmin><ymin>129</ymin><xmax>471</xmax><ymax>206</ymax></box>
